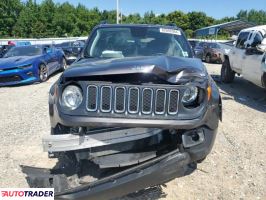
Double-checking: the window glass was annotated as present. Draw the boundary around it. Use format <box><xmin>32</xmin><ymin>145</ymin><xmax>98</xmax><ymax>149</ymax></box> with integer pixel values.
<box><xmin>209</xmin><ymin>43</ymin><xmax>220</xmax><ymax>49</ymax></box>
<box><xmin>236</xmin><ymin>32</ymin><xmax>250</xmax><ymax>49</ymax></box>
<box><xmin>58</xmin><ymin>42</ymin><xmax>70</xmax><ymax>48</ymax></box>
<box><xmin>251</xmin><ymin>33</ymin><xmax>263</xmax><ymax>47</ymax></box>
<box><xmin>195</xmin><ymin>42</ymin><xmax>205</xmax><ymax>48</ymax></box>
<box><xmin>84</xmin><ymin>27</ymin><xmax>193</xmax><ymax>59</ymax></box>
<box><xmin>4</xmin><ymin>46</ymin><xmax>42</xmax><ymax>57</ymax></box>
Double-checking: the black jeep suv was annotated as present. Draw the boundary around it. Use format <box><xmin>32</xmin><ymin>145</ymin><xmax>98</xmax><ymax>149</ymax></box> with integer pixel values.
<box><xmin>23</xmin><ymin>24</ymin><xmax>222</xmax><ymax>200</ymax></box>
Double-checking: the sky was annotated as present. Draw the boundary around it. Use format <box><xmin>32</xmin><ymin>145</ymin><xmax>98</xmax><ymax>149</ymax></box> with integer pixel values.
<box><xmin>36</xmin><ymin>0</ymin><xmax>266</xmax><ymax>19</ymax></box>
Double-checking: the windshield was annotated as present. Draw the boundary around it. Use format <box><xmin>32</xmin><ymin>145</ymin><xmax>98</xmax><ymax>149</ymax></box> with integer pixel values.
<box><xmin>84</xmin><ymin>27</ymin><xmax>193</xmax><ymax>59</ymax></box>
<box><xmin>4</xmin><ymin>46</ymin><xmax>42</xmax><ymax>58</ymax></box>
<box><xmin>195</xmin><ymin>42</ymin><xmax>206</xmax><ymax>48</ymax></box>
<box><xmin>209</xmin><ymin>43</ymin><xmax>221</xmax><ymax>49</ymax></box>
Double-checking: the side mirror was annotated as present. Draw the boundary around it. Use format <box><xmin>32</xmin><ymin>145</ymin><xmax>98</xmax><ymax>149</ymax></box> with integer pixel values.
<box><xmin>45</xmin><ymin>48</ymin><xmax>52</xmax><ymax>54</ymax></box>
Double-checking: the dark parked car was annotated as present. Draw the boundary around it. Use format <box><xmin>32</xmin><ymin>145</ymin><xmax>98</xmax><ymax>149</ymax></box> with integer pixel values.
<box><xmin>55</xmin><ymin>40</ymin><xmax>85</xmax><ymax>64</ymax></box>
<box><xmin>188</xmin><ymin>39</ymin><xmax>200</xmax><ymax>50</ymax></box>
<box><xmin>23</xmin><ymin>24</ymin><xmax>221</xmax><ymax>200</ymax></box>
<box><xmin>194</xmin><ymin>42</ymin><xmax>224</xmax><ymax>63</ymax></box>
<box><xmin>193</xmin><ymin>41</ymin><xmax>207</xmax><ymax>59</ymax></box>
<box><xmin>0</xmin><ymin>45</ymin><xmax>66</xmax><ymax>86</ymax></box>
<box><xmin>0</xmin><ymin>45</ymin><xmax>11</xmax><ymax>58</ymax></box>
<box><xmin>203</xmin><ymin>42</ymin><xmax>224</xmax><ymax>63</ymax></box>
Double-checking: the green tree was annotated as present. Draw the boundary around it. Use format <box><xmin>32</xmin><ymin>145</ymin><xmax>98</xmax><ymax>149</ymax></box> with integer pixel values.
<box><xmin>13</xmin><ymin>0</ymin><xmax>40</xmax><ymax>37</ymax></box>
<box><xmin>167</xmin><ymin>11</ymin><xmax>189</xmax><ymax>30</ymax></box>
<box><xmin>0</xmin><ymin>0</ymin><xmax>22</xmax><ymax>37</ymax></box>
<box><xmin>143</xmin><ymin>11</ymin><xmax>156</xmax><ymax>24</ymax></box>
<box><xmin>1</xmin><ymin>0</ymin><xmax>266</xmax><ymax>39</ymax></box>
<box><xmin>124</xmin><ymin>13</ymin><xmax>142</xmax><ymax>24</ymax></box>
<box><xmin>51</xmin><ymin>2</ymin><xmax>76</xmax><ymax>37</ymax></box>
<box><xmin>38</xmin><ymin>0</ymin><xmax>56</xmax><ymax>37</ymax></box>
<box><xmin>187</xmin><ymin>11</ymin><xmax>215</xmax><ymax>31</ymax></box>
<box><xmin>101</xmin><ymin>10</ymin><xmax>117</xmax><ymax>24</ymax></box>
<box><xmin>237</xmin><ymin>9</ymin><xmax>266</xmax><ymax>25</ymax></box>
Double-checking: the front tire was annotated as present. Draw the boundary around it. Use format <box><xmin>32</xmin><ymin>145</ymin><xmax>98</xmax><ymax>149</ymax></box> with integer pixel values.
<box><xmin>221</xmin><ymin>59</ymin><xmax>235</xmax><ymax>83</ymax></box>
<box><xmin>61</xmin><ymin>57</ymin><xmax>67</xmax><ymax>71</ymax></box>
<box><xmin>39</xmin><ymin>64</ymin><xmax>48</xmax><ymax>82</ymax></box>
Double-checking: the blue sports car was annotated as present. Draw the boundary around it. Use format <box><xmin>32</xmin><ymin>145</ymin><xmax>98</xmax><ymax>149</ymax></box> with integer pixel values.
<box><xmin>0</xmin><ymin>45</ymin><xmax>67</xmax><ymax>86</ymax></box>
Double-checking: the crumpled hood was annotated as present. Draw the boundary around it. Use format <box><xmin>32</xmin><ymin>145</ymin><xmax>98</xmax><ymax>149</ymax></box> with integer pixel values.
<box><xmin>0</xmin><ymin>56</ymin><xmax>39</xmax><ymax>70</ymax></box>
<box><xmin>62</xmin><ymin>56</ymin><xmax>207</xmax><ymax>84</ymax></box>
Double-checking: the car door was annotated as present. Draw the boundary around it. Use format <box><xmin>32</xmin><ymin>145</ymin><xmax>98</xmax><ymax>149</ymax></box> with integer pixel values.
<box><xmin>43</xmin><ymin>47</ymin><xmax>53</xmax><ymax>75</ymax></box>
<box><xmin>242</xmin><ymin>32</ymin><xmax>264</xmax><ymax>87</ymax></box>
<box><xmin>44</xmin><ymin>46</ymin><xmax>58</xmax><ymax>74</ymax></box>
<box><xmin>230</xmin><ymin>31</ymin><xmax>251</xmax><ymax>73</ymax></box>
<box><xmin>194</xmin><ymin>42</ymin><xmax>204</xmax><ymax>59</ymax></box>
<box><xmin>51</xmin><ymin>46</ymin><xmax>61</xmax><ymax>72</ymax></box>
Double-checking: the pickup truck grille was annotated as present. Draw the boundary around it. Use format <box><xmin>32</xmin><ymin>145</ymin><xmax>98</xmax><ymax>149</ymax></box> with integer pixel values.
<box><xmin>86</xmin><ymin>83</ymin><xmax>179</xmax><ymax>117</ymax></box>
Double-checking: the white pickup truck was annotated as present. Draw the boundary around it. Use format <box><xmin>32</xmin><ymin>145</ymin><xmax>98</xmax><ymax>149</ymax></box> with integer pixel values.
<box><xmin>221</xmin><ymin>25</ymin><xmax>266</xmax><ymax>88</ymax></box>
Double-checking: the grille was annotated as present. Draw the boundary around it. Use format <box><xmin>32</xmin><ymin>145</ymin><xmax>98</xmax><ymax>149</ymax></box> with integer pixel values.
<box><xmin>128</xmin><ymin>88</ymin><xmax>139</xmax><ymax>113</ymax></box>
<box><xmin>100</xmin><ymin>86</ymin><xmax>112</xmax><ymax>112</ymax></box>
<box><xmin>168</xmin><ymin>90</ymin><xmax>179</xmax><ymax>114</ymax></box>
<box><xmin>87</xmin><ymin>85</ymin><xmax>98</xmax><ymax>111</ymax></box>
<box><xmin>142</xmin><ymin>88</ymin><xmax>153</xmax><ymax>114</ymax></box>
<box><xmin>155</xmin><ymin>89</ymin><xmax>166</xmax><ymax>114</ymax></box>
<box><xmin>114</xmin><ymin>87</ymin><xmax>126</xmax><ymax>112</ymax></box>
<box><xmin>86</xmin><ymin>83</ymin><xmax>180</xmax><ymax>118</ymax></box>
<box><xmin>0</xmin><ymin>76</ymin><xmax>21</xmax><ymax>83</ymax></box>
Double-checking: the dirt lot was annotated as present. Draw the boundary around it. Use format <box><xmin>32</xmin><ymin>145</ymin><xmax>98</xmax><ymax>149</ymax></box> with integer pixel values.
<box><xmin>0</xmin><ymin>63</ymin><xmax>265</xmax><ymax>200</ymax></box>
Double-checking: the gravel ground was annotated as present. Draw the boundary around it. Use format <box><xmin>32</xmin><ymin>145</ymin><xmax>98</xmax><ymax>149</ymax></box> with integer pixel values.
<box><xmin>0</xmin><ymin>63</ymin><xmax>265</xmax><ymax>200</ymax></box>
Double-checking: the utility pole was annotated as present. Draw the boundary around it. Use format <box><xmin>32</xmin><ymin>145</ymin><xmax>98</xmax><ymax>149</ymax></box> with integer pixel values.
<box><xmin>116</xmin><ymin>0</ymin><xmax>120</xmax><ymax>24</ymax></box>
<box><xmin>120</xmin><ymin>9</ymin><xmax>122</xmax><ymax>24</ymax></box>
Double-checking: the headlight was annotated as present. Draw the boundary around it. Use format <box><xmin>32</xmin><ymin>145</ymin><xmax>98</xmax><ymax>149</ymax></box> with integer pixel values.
<box><xmin>61</xmin><ymin>85</ymin><xmax>83</xmax><ymax>110</ymax></box>
<box><xmin>182</xmin><ymin>86</ymin><xmax>198</xmax><ymax>105</ymax></box>
<box><xmin>18</xmin><ymin>64</ymin><xmax>32</xmax><ymax>69</ymax></box>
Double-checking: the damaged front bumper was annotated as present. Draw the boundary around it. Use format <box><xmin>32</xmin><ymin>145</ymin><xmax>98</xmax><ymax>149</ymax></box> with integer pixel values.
<box><xmin>22</xmin><ymin>150</ymin><xmax>192</xmax><ymax>200</ymax></box>
<box><xmin>23</xmin><ymin>126</ymin><xmax>216</xmax><ymax>200</ymax></box>
<box><xmin>43</xmin><ymin>128</ymin><xmax>162</xmax><ymax>152</ymax></box>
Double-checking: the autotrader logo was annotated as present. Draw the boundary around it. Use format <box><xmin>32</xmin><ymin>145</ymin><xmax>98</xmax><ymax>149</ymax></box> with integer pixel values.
<box><xmin>0</xmin><ymin>188</ymin><xmax>54</xmax><ymax>199</ymax></box>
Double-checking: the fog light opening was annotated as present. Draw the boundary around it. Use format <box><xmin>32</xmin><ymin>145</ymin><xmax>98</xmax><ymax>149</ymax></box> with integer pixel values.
<box><xmin>182</xmin><ymin>129</ymin><xmax>205</xmax><ymax>148</ymax></box>
<box><xmin>27</xmin><ymin>72</ymin><xmax>33</xmax><ymax>77</ymax></box>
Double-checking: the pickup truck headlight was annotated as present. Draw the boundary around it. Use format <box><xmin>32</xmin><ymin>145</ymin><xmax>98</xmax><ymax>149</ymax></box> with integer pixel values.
<box><xmin>61</xmin><ymin>85</ymin><xmax>83</xmax><ymax>110</ymax></box>
<box><xmin>182</xmin><ymin>86</ymin><xmax>198</xmax><ymax>105</ymax></box>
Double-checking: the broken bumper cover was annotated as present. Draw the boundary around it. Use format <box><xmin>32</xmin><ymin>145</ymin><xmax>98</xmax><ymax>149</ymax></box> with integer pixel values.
<box><xmin>22</xmin><ymin>150</ymin><xmax>191</xmax><ymax>200</ymax></box>
<box><xmin>43</xmin><ymin>128</ymin><xmax>162</xmax><ymax>152</ymax></box>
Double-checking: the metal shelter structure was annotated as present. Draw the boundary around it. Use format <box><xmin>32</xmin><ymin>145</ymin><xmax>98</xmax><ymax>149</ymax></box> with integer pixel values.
<box><xmin>194</xmin><ymin>20</ymin><xmax>256</xmax><ymax>38</ymax></box>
